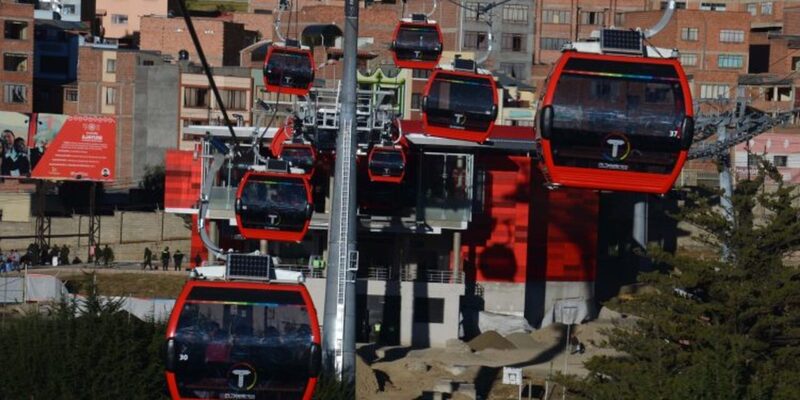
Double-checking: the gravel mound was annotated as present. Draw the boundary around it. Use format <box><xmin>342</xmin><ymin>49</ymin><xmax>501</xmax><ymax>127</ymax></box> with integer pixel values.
<box><xmin>467</xmin><ymin>330</ymin><xmax>516</xmax><ymax>351</ymax></box>
<box><xmin>505</xmin><ymin>332</ymin><xmax>540</xmax><ymax>350</ymax></box>
<box><xmin>356</xmin><ymin>354</ymin><xmax>379</xmax><ymax>396</ymax></box>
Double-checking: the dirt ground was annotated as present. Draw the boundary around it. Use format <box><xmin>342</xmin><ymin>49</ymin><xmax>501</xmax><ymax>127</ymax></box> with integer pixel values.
<box><xmin>356</xmin><ymin>307</ymin><xmax>633</xmax><ymax>400</ymax></box>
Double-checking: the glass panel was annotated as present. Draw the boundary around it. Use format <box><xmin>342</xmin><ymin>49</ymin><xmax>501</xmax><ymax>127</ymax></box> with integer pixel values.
<box><xmin>420</xmin><ymin>153</ymin><xmax>472</xmax><ymax>221</ymax></box>
<box><xmin>424</xmin><ymin>73</ymin><xmax>495</xmax><ymax>132</ymax></box>
<box><xmin>281</xmin><ymin>146</ymin><xmax>315</xmax><ymax>173</ymax></box>
<box><xmin>369</xmin><ymin>149</ymin><xmax>404</xmax><ymax>177</ymax></box>
<box><xmin>239</xmin><ymin>176</ymin><xmax>309</xmax><ymax>233</ymax></box>
<box><xmin>174</xmin><ymin>286</ymin><xmax>313</xmax><ymax>400</ymax></box>
<box><xmin>265</xmin><ymin>50</ymin><xmax>313</xmax><ymax>89</ymax></box>
<box><xmin>395</xmin><ymin>25</ymin><xmax>441</xmax><ymax>61</ymax></box>
<box><xmin>549</xmin><ymin>58</ymin><xmax>685</xmax><ymax>173</ymax></box>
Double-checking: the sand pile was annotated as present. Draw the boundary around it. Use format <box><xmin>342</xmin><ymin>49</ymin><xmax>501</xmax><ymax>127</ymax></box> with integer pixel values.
<box><xmin>467</xmin><ymin>330</ymin><xmax>515</xmax><ymax>351</ymax></box>
<box><xmin>356</xmin><ymin>354</ymin><xmax>379</xmax><ymax>397</ymax></box>
<box><xmin>505</xmin><ymin>332</ymin><xmax>540</xmax><ymax>350</ymax></box>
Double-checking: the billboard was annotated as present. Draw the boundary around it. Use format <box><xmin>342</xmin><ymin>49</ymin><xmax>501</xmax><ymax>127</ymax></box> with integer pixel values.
<box><xmin>0</xmin><ymin>111</ymin><xmax>116</xmax><ymax>181</ymax></box>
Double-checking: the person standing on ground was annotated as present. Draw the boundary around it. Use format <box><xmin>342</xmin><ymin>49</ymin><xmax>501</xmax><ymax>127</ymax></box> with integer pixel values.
<box><xmin>173</xmin><ymin>249</ymin><xmax>184</xmax><ymax>271</ymax></box>
<box><xmin>143</xmin><ymin>247</ymin><xmax>153</xmax><ymax>270</ymax></box>
<box><xmin>161</xmin><ymin>247</ymin><xmax>170</xmax><ymax>271</ymax></box>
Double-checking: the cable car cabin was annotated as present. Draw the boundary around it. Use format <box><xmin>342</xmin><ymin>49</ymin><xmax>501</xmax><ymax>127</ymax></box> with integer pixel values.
<box><xmin>367</xmin><ymin>146</ymin><xmax>406</xmax><ymax>183</ymax></box>
<box><xmin>165</xmin><ymin>280</ymin><xmax>321</xmax><ymax>400</ymax></box>
<box><xmin>235</xmin><ymin>171</ymin><xmax>313</xmax><ymax>242</ymax></box>
<box><xmin>538</xmin><ymin>49</ymin><xmax>693</xmax><ymax>194</ymax></box>
<box><xmin>422</xmin><ymin>60</ymin><xmax>498</xmax><ymax>143</ymax></box>
<box><xmin>263</xmin><ymin>43</ymin><xmax>315</xmax><ymax>96</ymax></box>
<box><xmin>280</xmin><ymin>144</ymin><xmax>316</xmax><ymax>177</ymax></box>
<box><xmin>391</xmin><ymin>16</ymin><xmax>443</xmax><ymax>70</ymax></box>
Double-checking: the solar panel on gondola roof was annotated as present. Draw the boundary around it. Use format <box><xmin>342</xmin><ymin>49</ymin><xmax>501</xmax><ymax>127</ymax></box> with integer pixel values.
<box><xmin>600</xmin><ymin>29</ymin><xmax>643</xmax><ymax>54</ymax></box>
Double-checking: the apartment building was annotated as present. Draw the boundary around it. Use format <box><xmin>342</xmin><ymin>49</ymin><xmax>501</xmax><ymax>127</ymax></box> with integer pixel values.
<box><xmin>95</xmin><ymin>0</ymin><xmax>168</xmax><ymax>39</ymax></box>
<box><xmin>139</xmin><ymin>15</ymin><xmax>252</xmax><ymax>67</ymax></box>
<box><xmin>1</xmin><ymin>0</ymin><xmax>34</xmax><ymax>114</ymax></box>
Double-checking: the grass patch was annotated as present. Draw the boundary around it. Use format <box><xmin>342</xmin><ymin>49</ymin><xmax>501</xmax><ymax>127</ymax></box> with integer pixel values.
<box><xmin>186</xmin><ymin>0</ymin><xmax>249</xmax><ymax>12</ymax></box>
<box><xmin>58</xmin><ymin>272</ymin><xmax>187</xmax><ymax>298</ymax></box>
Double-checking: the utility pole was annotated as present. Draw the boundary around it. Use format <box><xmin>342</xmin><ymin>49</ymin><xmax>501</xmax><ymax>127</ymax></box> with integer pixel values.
<box><xmin>323</xmin><ymin>0</ymin><xmax>359</xmax><ymax>382</ymax></box>
<box><xmin>718</xmin><ymin>103</ymin><xmax>735</xmax><ymax>261</ymax></box>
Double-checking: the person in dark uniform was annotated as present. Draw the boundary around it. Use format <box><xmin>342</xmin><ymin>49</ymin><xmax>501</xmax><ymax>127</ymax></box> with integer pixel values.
<box><xmin>143</xmin><ymin>247</ymin><xmax>153</xmax><ymax>270</ymax></box>
<box><xmin>173</xmin><ymin>249</ymin><xmax>184</xmax><ymax>271</ymax></box>
<box><xmin>161</xmin><ymin>247</ymin><xmax>170</xmax><ymax>271</ymax></box>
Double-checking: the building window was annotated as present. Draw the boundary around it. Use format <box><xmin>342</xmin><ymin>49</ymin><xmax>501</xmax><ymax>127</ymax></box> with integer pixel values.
<box><xmin>718</xmin><ymin>54</ymin><xmax>743</xmax><ymax>69</ymax></box>
<box><xmin>679</xmin><ymin>53</ymin><xmax>698</xmax><ymax>66</ymax></box>
<box><xmin>660</xmin><ymin>1</ymin><xmax>686</xmax><ymax>9</ymax></box>
<box><xmin>765</xmin><ymin>87</ymin><xmax>792</xmax><ymax>102</ymax></box>
<box><xmin>4</xmin><ymin>20</ymin><xmax>28</xmax><ymax>40</ymax></box>
<box><xmin>499</xmin><ymin>62</ymin><xmax>525</xmax><ymax>79</ymax></box>
<box><xmin>501</xmin><ymin>33</ymin><xmax>525</xmax><ymax>52</ymax></box>
<box><xmin>746</xmin><ymin>3</ymin><xmax>757</xmax><ymax>16</ymax></box>
<box><xmin>580</xmin><ymin>11</ymin><xmax>605</xmax><ymax>25</ymax></box>
<box><xmin>700</xmin><ymin>2</ymin><xmax>726</xmax><ymax>11</ymax></box>
<box><xmin>463</xmin><ymin>31</ymin><xmax>488</xmax><ymax>50</ymax></box>
<box><xmin>761</xmin><ymin>2</ymin><xmax>773</xmax><ymax>15</ymax></box>
<box><xmin>105</xmin><ymin>87</ymin><xmax>117</xmax><ymax>105</ymax></box>
<box><xmin>413</xmin><ymin>298</ymin><xmax>444</xmax><ymax>324</ymax></box>
<box><xmin>502</xmin><ymin>4</ymin><xmax>528</xmax><ymax>24</ymax></box>
<box><xmin>411</xmin><ymin>93</ymin><xmax>422</xmax><ymax>110</ymax></box>
<box><xmin>541</xmin><ymin>37</ymin><xmax>569</xmax><ymax>50</ymax></box>
<box><xmin>142</xmin><ymin>60</ymin><xmax>155</xmax><ymax>66</ymax></box>
<box><xmin>65</xmin><ymin>88</ymin><xmax>78</xmax><ymax>102</ymax></box>
<box><xmin>614</xmin><ymin>12</ymin><xmax>625</xmax><ymax>26</ymax></box>
<box><xmin>4</xmin><ymin>84</ymin><xmax>27</xmax><ymax>104</ymax></box>
<box><xmin>106</xmin><ymin>59</ymin><xmax>116</xmax><ymax>73</ymax></box>
<box><xmin>773</xmin><ymin>155</ymin><xmax>788</xmax><ymax>167</ymax></box>
<box><xmin>111</xmin><ymin>14</ymin><xmax>128</xmax><ymax>24</ymax></box>
<box><xmin>62</xmin><ymin>4</ymin><xmax>76</xmax><ymax>15</ymax></box>
<box><xmin>412</xmin><ymin>69</ymin><xmax>431</xmax><ymax>79</ymax></box>
<box><xmin>699</xmin><ymin>84</ymin><xmax>729</xmax><ymax>99</ymax></box>
<box><xmin>3</xmin><ymin>53</ymin><xmax>27</xmax><ymax>72</ymax></box>
<box><xmin>792</xmin><ymin>57</ymin><xmax>800</xmax><ymax>71</ymax></box>
<box><xmin>681</xmin><ymin>27</ymin><xmax>699</xmax><ymax>41</ymax></box>
<box><xmin>184</xmin><ymin>87</ymin><xmax>209</xmax><ymax>108</ymax></box>
<box><xmin>542</xmin><ymin>9</ymin><xmax>570</xmax><ymax>24</ymax></box>
<box><xmin>222</xmin><ymin>89</ymin><xmax>247</xmax><ymax>110</ymax></box>
<box><xmin>719</xmin><ymin>29</ymin><xmax>744</xmax><ymax>43</ymax></box>
<box><xmin>464</xmin><ymin>2</ymin><xmax>491</xmax><ymax>22</ymax></box>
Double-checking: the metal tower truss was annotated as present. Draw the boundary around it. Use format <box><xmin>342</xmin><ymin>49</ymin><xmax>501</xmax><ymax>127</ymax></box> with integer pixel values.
<box><xmin>690</xmin><ymin>100</ymin><xmax>799</xmax><ymax>161</ymax></box>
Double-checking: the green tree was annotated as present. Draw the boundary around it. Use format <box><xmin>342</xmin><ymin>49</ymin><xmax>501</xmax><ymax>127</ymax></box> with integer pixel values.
<box><xmin>563</xmin><ymin>161</ymin><xmax>800</xmax><ymax>400</ymax></box>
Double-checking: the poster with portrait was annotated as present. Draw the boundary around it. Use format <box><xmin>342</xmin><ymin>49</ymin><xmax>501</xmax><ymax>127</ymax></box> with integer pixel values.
<box><xmin>0</xmin><ymin>111</ymin><xmax>116</xmax><ymax>181</ymax></box>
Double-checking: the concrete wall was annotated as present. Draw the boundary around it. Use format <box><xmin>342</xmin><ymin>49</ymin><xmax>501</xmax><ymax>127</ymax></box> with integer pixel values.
<box><xmin>133</xmin><ymin>64</ymin><xmax>181</xmax><ymax>182</ymax></box>
<box><xmin>0</xmin><ymin>192</ymin><xmax>32</xmax><ymax>223</ymax></box>
<box><xmin>303</xmin><ymin>278</ymin><xmax>465</xmax><ymax>347</ymax></box>
<box><xmin>0</xmin><ymin>210</ymin><xmax>191</xmax><ymax>262</ymax></box>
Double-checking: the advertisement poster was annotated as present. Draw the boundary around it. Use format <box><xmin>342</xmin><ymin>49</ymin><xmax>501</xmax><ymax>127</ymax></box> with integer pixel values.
<box><xmin>0</xmin><ymin>111</ymin><xmax>116</xmax><ymax>181</ymax></box>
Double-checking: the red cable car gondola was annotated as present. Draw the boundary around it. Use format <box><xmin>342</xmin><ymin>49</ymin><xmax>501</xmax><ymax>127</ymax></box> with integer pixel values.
<box><xmin>422</xmin><ymin>58</ymin><xmax>498</xmax><ymax>143</ymax></box>
<box><xmin>367</xmin><ymin>145</ymin><xmax>406</xmax><ymax>183</ymax></box>
<box><xmin>280</xmin><ymin>143</ymin><xmax>317</xmax><ymax>177</ymax></box>
<box><xmin>235</xmin><ymin>170</ymin><xmax>313</xmax><ymax>242</ymax></box>
<box><xmin>537</xmin><ymin>41</ymin><xmax>694</xmax><ymax>194</ymax></box>
<box><xmin>391</xmin><ymin>14</ymin><xmax>443</xmax><ymax>70</ymax></box>
<box><xmin>165</xmin><ymin>280</ymin><xmax>321</xmax><ymax>400</ymax></box>
<box><xmin>263</xmin><ymin>41</ymin><xmax>315</xmax><ymax>96</ymax></box>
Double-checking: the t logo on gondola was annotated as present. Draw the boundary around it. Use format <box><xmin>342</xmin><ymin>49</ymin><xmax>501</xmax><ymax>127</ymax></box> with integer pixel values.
<box><xmin>453</xmin><ymin>113</ymin><xmax>466</xmax><ymax>126</ymax></box>
<box><xmin>602</xmin><ymin>133</ymin><xmax>631</xmax><ymax>162</ymax></box>
<box><xmin>266</xmin><ymin>213</ymin><xmax>281</xmax><ymax>226</ymax></box>
<box><xmin>228</xmin><ymin>363</ymin><xmax>257</xmax><ymax>390</ymax></box>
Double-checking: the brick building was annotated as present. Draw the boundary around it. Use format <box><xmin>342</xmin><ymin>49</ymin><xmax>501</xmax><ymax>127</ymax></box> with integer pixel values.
<box><xmin>1</xmin><ymin>0</ymin><xmax>34</xmax><ymax>114</ymax></box>
<box><xmin>139</xmin><ymin>15</ymin><xmax>252</xmax><ymax>67</ymax></box>
<box><xmin>95</xmin><ymin>0</ymin><xmax>168</xmax><ymax>39</ymax></box>
<box><xmin>70</xmin><ymin>45</ymin><xmax>164</xmax><ymax>187</ymax></box>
